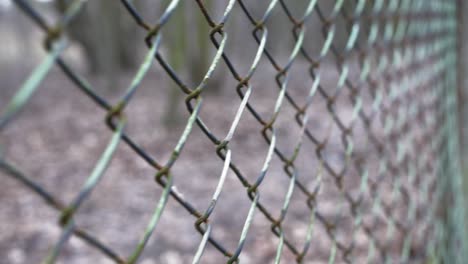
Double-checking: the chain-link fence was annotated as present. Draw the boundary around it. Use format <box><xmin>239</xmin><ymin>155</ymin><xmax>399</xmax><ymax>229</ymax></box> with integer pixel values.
<box><xmin>0</xmin><ymin>0</ymin><xmax>466</xmax><ymax>263</ymax></box>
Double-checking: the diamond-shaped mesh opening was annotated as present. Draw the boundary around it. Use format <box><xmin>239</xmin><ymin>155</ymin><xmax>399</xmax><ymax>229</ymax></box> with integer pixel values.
<box><xmin>0</xmin><ymin>0</ymin><xmax>464</xmax><ymax>263</ymax></box>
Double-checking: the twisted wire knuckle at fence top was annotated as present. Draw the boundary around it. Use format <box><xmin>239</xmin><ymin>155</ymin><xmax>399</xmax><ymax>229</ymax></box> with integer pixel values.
<box><xmin>0</xmin><ymin>0</ymin><xmax>466</xmax><ymax>263</ymax></box>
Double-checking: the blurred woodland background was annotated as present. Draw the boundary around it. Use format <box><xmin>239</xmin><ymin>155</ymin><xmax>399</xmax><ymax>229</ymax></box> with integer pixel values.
<box><xmin>0</xmin><ymin>0</ymin><xmax>363</xmax><ymax>126</ymax></box>
<box><xmin>1</xmin><ymin>0</ymin><xmax>467</xmax><ymax>263</ymax></box>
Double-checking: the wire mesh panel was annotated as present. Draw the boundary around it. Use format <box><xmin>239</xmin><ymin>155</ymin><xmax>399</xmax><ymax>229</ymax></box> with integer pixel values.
<box><xmin>0</xmin><ymin>0</ymin><xmax>465</xmax><ymax>263</ymax></box>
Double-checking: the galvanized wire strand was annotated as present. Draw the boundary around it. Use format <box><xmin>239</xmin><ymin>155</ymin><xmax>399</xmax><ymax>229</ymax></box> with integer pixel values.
<box><xmin>43</xmin><ymin>120</ymin><xmax>125</xmax><ymax>264</ymax></box>
<box><xmin>237</xmin><ymin>1</ymin><xmax>369</xmax><ymax>260</ymax></box>
<box><xmin>314</xmin><ymin>1</ymin><xmax>458</xmax><ymax>260</ymax></box>
<box><xmin>1</xmin><ymin>0</ymin><xmax>465</xmax><ymax>263</ymax></box>
<box><xmin>0</xmin><ymin>159</ymin><xmax>126</xmax><ymax>263</ymax></box>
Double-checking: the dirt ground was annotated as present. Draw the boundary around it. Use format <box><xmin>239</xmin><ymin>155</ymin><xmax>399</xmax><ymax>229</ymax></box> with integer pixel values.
<box><xmin>0</xmin><ymin>58</ymin><xmax>429</xmax><ymax>264</ymax></box>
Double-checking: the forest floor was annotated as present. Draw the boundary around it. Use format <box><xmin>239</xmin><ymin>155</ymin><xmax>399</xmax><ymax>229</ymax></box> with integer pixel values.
<box><xmin>0</xmin><ymin>61</ymin><xmax>424</xmax><ymax>264</ymax></box>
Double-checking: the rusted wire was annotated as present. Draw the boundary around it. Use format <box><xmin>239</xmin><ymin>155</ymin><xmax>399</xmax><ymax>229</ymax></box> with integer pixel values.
<box><xmin>0</xmin><ymin>0</ymin><xmax>465</xmax><ymax>263</ymax></box>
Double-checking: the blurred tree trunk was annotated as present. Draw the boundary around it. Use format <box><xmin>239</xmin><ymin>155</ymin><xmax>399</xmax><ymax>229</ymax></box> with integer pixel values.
<box><xmin>164</xmin><ymin>1</ymin><xmax>187</xmax><ymax>127</ymax></box>
<box><xmin>55</xmin><ymin>0</ymin><xmax>141</xmax><ymax>79</ymax></box>
<box><xmin>190</xmin><ymin>0</ymin><xmax>225</xmax><ymax>94</ymax></box>
<box><xmin>163</xmin><ymin>0</ymin><xmax>222</xmax><ymax>127</ymax></box>
<box><xmin>191</xmin><ymin>0</ymin><xmax>211</xmax><ymax>84</ymax></box>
